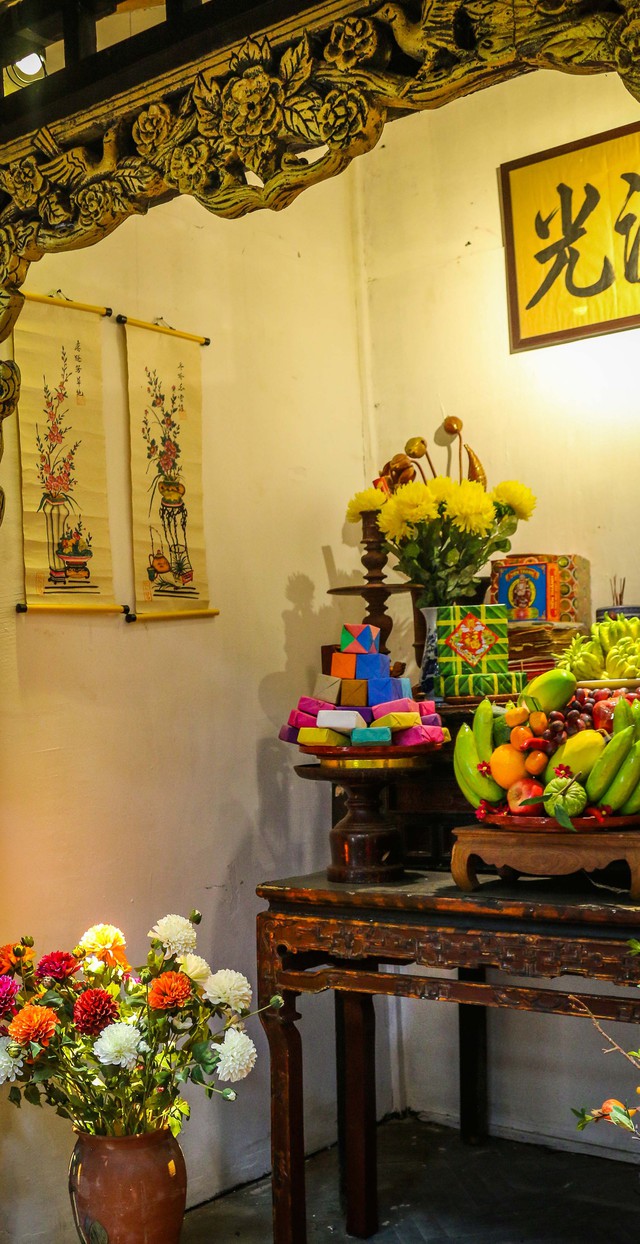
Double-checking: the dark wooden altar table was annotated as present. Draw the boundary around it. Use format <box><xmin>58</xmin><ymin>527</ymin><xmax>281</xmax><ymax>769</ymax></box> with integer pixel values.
<box><xmin>257</xmin><ymin>865</ymin><xmax>640</xmax><ymax>1244</ymax></box>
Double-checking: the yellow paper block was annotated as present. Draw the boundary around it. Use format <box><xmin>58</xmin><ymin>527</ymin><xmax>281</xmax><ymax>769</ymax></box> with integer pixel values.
<box><xmin>298</xmin><ymin>728</ymin><xmax>347</xmax><ymax>746</ymax></box>
<box><xmin>374</xmin><ymin>713</ymin><xmax>421</xmax><ymax>732</ymax></box>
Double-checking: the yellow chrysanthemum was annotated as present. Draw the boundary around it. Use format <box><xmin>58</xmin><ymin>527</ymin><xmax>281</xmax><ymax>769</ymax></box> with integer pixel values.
<box><xmin>391</xmin><ymin>481</ymin><xmax>438</xmax><ymax>526</ymax></box>
<box><xmin>376</xmin><ymin>495</ymin><xmax>411</xmax><ymax>542</ymax></box>
<box><xmin>78</xmin><ymin>924</ymin><xmax>130</xmax><ymax>971</ymax></box>
<box><xmin>445</xmin><ymin>479</ymin><xmax>495</xmax><ymax>536</ymax></box>
<box><xmin>491</xmin><ymin>480</ymin><xmax>536</xmax><ymax>521</ymax></box>
<box><xmin>345</xmin><ymin>487</ymin><xmax>387</xmax><ymax>524</ymax></box>
<box><xmin>426</xmin><ymin>475</ymin><xmax>456</xmax><ymax>506</ymax></box>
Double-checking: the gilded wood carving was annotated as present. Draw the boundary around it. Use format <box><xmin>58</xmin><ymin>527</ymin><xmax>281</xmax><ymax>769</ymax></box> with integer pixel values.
<box><xmin>2</xmin><ymin>0</ymin><xmax>640</xmax><ymax>521</ymax></box>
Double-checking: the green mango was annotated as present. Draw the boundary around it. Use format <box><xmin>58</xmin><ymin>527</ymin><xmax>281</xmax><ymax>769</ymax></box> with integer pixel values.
<box><xmin>520</xmin><ymin>669</ymin><xmax>577</xmax><ymax>714</ymax></box>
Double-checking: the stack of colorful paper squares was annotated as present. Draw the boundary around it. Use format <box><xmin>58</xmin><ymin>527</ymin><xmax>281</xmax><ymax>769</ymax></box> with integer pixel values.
<box><xmin>278</xmin><ymin>624</ymin><xmax>447</xmax><ymax>750</ymax></box>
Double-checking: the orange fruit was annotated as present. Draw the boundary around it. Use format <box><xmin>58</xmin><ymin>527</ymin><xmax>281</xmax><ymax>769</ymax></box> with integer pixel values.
<box><xmin>510</xmin><ymin>725</ymin><xmax>534</xmax><ymax>752</ymax></box>
<box><xmin>504</xmin><ymin>704</ymin><xmax>529</xmax><ymax>728</ymax></box>
<box><xmin>524</xmin><ymin>750</ymin><xmax>548</xmax><ymax>776</ymax></box>
<box><xmin>529</xmin><ymin>711</ymin><xmax>549</xmax><ymax>736</ymax></box>
<box><xmin>489</xmin><ymin>744</ymin><xmax>528</xmax><ymax>789</ymax></box>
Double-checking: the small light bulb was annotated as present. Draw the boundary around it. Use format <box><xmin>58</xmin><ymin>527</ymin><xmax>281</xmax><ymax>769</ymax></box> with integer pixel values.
<box><xmin>14</xmin><ymin>53</ymin><xmax>44</xmax><ymax>78</ymax></box>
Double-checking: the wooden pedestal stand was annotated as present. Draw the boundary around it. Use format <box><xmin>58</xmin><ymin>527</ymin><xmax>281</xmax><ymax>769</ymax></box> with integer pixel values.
<box><xmin>451</xmin><ymin>821</ymin><xmax>640</xmax><ymax>898</ymax></box>
<box><xmin>295</xmin><ymin>748</ymin><xmax>439</xmax><ymax>884</ymax></box>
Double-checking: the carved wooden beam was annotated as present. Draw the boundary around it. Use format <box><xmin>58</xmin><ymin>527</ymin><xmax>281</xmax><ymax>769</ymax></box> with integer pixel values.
<box><xmin>1</xmin><ymin>0</ymin><xmax>640</xmax><ymax>522</ymax></box>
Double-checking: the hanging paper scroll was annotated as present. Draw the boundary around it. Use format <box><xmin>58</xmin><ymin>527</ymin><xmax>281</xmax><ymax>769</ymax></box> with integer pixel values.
<box><xmin>15</xmin><ymin>300</ymin><xmax>115</xmax><ymax>603</ymax></box>
<box><xmin>124</xmin><ymin>324</ymin><xmax>210</xmax><ymax>614</ymax></box>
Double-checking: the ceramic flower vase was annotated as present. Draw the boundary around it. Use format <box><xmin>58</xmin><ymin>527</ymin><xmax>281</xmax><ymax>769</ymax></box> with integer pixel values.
<box><xmin>68</xmin><ymin>1130</ymin><xmax>187</xmax><ymax>1244</ymax></box>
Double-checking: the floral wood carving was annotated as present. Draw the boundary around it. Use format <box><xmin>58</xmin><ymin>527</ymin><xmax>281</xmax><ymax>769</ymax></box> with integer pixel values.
<box><xmin>1</xmin><ymin>0</ymin><xmax>640</xmax><ymax>522</ymax></box>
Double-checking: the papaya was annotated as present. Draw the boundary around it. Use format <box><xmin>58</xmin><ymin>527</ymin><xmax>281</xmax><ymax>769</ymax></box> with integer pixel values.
<box><xmin>542</xmin><ymin>730</ymin><xmax>605</xmax><ymax>786</ymax></box>
<box><xmin>519</xmin><ymin>669</ymin><xmax>577</xmax><ymax>714</ymax></box>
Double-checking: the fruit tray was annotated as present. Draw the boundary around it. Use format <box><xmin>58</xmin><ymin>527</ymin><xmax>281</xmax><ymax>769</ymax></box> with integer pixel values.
<box><xmin>482</xmin><ymin>812</ymin><xmax>640</xmax><ymax>833</ymax></box>
<box><xmin>577</xmin><ymin>679</ymin><xmax>640</xmax><ymax>690</ymax></box>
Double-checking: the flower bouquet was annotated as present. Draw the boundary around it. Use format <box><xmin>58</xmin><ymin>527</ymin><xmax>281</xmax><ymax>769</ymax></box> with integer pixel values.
<box><xmin>346</xmin><ymin>428</ymin><xmax>536</xmax><ymax>608</ymax></box>
<box><xmin>0</xmin><ymin>910</ymin><xmax>281</xmax><ymax>1243</ymax></box>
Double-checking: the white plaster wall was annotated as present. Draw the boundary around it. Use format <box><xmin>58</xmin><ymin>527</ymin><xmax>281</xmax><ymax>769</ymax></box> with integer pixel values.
<box><xmin>356</xmin><ymin>68</ymin><xmax>640</xmax><ymax>1160</ymax></box>
<box><xmin>0</xmin><ymin>176</ymin><xmax>396</xmax><ymax>1240</ymax></box>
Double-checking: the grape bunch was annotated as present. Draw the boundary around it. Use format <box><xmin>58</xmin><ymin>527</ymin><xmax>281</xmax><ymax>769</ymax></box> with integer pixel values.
<box><xmin>540</xmin><ymin>689</ymin><xmax>598</xmax><ymax>745</ymax></box>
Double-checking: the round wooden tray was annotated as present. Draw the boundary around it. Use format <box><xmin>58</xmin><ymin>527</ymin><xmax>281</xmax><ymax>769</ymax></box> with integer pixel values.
<box><xmin>483</xmin><ymin>812</ymin><xmax>640</xmax><ymax>833</ymax></box>
<box><xmin>298</xmin><ymin>742</ymin><xmax>442</xmax><ymax>758</ymax></box>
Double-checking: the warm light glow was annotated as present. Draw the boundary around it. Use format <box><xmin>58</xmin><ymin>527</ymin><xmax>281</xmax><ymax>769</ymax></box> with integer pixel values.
<box><xmin>14</xmin><ymin>53</ymin><xmax>44</xmax><ymax>78</ymax></box>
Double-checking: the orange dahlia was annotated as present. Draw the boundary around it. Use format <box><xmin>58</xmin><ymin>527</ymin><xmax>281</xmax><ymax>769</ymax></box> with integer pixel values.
<box><xmin>0</xmin><ymin>943</ymin><xmax>34</xmax><ymax>975</ymax></box>
<box><xmin>8</xmin><ymin>1003</ymin><xmax>59</xmax><ymax>1048</ymax></box>
<box><xmin>148</xmin><ymin>971</ymin><xmax>192</xmax><ymax>1011</ymax></box>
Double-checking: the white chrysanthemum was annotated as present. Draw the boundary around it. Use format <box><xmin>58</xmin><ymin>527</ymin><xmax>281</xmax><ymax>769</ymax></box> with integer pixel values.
<box><xmin>215</xmin><ymin>1029</ymin><xmax>257</xmax><ymax>1083</ymax></box>
<box><xmin>203</xmin><ymin>969</ymin><xmax>252</xmax><ymax>1012</ymax></box>
<box><xmin>0</xmin><ymin>1036</ymin><xmax>23</xmax><ymax>1085</ymax></box>
<box><xmin>178</xmin><ymin>953</ymin><xmax>211</xmax><ymax>983</ymax></box>
<box><xmin>148</xmin><ymin>914</ymin><xmax>197</xmax><ymax>957</ymax></box>
<box><xmin>93</xmin><ymin>1023</ymin><xmax>141</xmax><ymax>1070</ymax></box>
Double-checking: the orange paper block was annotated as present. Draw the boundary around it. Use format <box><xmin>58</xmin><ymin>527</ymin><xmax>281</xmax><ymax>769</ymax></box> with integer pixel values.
<box><xmin>331</xmin><ymin>651</ymin><xmax>357</xmax><ymax>679</ymax></box>
<box><xmin>374</xmin><ymin>712</ymin><xmax>421</xmax><ymax>732</ymax></box>
<box><xmin>298</xmin><ymin>727</ymin><xmax>347</xmax><ymax>746</ymax></box>
<box><xmin>340</xmin><ymin>679</ymin><xmax>368</xmax><ymax>707</ymax></box>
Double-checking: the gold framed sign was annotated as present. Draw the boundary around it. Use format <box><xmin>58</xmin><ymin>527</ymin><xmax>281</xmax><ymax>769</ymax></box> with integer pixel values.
<box><xmin>500</xmin><ymin>121</ymin><xmax>640</xmax><ymax>352</ymax></box>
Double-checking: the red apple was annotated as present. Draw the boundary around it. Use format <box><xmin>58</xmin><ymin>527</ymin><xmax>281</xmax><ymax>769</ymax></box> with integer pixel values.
<box><xmin>592</xmin><ymin>698</ymin><xmax>618</xmax><ymax>732</ymax></box>
<box><xmin>507</xmin><ymin>778</ymin><xmax>544</xmax><ymax>816</ymax></box>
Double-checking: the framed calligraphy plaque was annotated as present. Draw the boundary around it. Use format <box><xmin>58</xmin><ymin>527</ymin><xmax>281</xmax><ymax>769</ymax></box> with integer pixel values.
<box><xmin>500</xmin><ymin>122</ymin><xmax>640</xmax><ymax>351</ymax></box>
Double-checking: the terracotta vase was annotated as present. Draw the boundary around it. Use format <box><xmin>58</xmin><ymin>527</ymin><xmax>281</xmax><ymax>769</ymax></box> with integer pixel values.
<box><xmin>68</xmin><ymin>1130</ymin><xmax>187</xmax><ymax>1244</ymax></box>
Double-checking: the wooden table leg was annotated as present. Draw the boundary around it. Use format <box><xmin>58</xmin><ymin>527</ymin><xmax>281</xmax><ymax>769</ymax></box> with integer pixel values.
<box><xmin>336</xmin><ymin>992</ymin><xmax>378</xmax><ymax>1239</ymax></box>
<box><xmin>260</xmin><ymin>991</ymin><xmax>306</xmax><ymax>1244</ymax></box>
<box><xmin>458</xmin><ymin>967</ymin><xmax>488</xmax><ymax>1146</ymax></box>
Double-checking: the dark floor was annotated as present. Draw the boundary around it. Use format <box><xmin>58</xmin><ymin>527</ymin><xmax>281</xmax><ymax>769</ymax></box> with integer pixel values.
<box><xmin>182</xmin><ymin>1114</ymin><xmax>640</xmax><ymax>1243</ymax></box>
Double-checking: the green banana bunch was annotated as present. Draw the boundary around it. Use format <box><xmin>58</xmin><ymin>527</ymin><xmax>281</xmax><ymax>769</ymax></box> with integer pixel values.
<box><xmin>556</xmin><ymin>635</ymin><xmax>605</xmax><ymax>680</ymax></box>
<box><xmin>605</xmin><ymin>638</ymin><xmax>640</xmax><ymax>679</ymax></box>
<box><xmin>454</xmin><ymin>722</ymin><xmax>503</xmax><ymax>807</ymax></box>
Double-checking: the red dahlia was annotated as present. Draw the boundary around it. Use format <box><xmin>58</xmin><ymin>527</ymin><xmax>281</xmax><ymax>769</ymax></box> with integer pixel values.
<box><xmin>36</xmin><ymin>951</ymin><xmax>80</xmax><ymax>981</ymax></box>
<box><xmin>73</xmin><ymin>988</ymin><xmax>119</xmax><ymax>1035</ymax></box>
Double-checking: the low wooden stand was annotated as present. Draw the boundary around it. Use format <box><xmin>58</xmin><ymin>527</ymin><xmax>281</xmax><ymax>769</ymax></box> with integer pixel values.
<box><xmin>451</xmin><ymin>825</ymin><xmax>640</xmax><ymax>898</ymax></box>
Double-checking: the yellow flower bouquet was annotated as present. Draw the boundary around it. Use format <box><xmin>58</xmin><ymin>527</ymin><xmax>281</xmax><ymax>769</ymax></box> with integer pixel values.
<box><xmin>347</xmin><ymin>475</ymin><xmax>536</xmax><ymax>608</ymax></box>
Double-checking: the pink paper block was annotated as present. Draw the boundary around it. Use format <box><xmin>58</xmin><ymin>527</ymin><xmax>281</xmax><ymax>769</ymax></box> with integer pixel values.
<box><xmin>418</xmin><ymin>700</ymin><xmax>436</xmax><ymax>716</ymax></box>
<box><xmin>371</xmin><ymin>698</ymin><xmax>419</xmax><ymax>719</ymax></box>
<box><xmin>297</xmin><ymin>696</ymin><xmax>335</xmax><ymax>716</ymax></box>
<box><xmin>278</xmin><ymin>724</ymin><xmax>299</xmax><ymax>744</ymax></box>
<box><xmin>395</xmin><ymin>723</ymin><xmax>445</xmax><ymax>746</ymax></box>
<box><xmin>288</xmin><ymin>709</ymin><xmax>317</xmax><ymax>729</ymax></box>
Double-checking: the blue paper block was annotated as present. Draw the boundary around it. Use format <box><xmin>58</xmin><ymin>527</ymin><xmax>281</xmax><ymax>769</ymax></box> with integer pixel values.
<box><xmin>355</xmin><ymin>653</ymin><xmax>390</xmax><ymax>679</ymax></box>
<box><xmin>351</xmin><ymin>727</ymin><xmax>392</xmax><ymax>746</ymax></box>
<box><xmin>389</xmin><ymin>678</ymin><xmax>404</xmax><ymax>698</ymax></box>
<box><xmin>398</xmin><ymin>677</ymin><xmax>413</xmax><ymax>698</ymax></box>
<box><xmin>367</xmin><ymin>678</ymin><xmax>395</xmax><ymax>706</ymax></box>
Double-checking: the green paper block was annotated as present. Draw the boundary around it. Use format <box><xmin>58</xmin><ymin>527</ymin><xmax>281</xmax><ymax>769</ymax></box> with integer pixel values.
<box><xmin>435</xmin><ymin>605</ymin><xmax>509</xmax><ymax>675</ymax></box>
<box><xmin>351</xmin><ymin>727</ymin><xmax>392</xmax><ymax>745</ymax></box>
<box><xmin>435</xmin><ymin>671</ymin><xmax>526</xmax><ymax>698</ymax></box>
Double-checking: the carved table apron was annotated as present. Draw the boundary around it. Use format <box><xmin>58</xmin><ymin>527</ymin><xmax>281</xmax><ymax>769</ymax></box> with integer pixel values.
<box><xmin>256</xmin><ymin>868</ymin><xmax>640</xmax><ymax>1243</ymax></box>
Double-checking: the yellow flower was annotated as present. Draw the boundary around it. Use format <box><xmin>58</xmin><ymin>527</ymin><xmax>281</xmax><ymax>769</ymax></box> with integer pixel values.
<box><xmin>445</xmin><ymin>479</ymin><xmax>495</xmax><ymax>536</ymax></box>
<box><xmin>345</xmin><ymin>486</ymin><xmax>387</xmax><ymax>523</ymax></box>
<box><xmin>377</xmin><ymin>495</ymin><xmax>410</xmax><ymax>542</ymax></box>
<box><xmin>491</xmin><ymin>480</ymin><xmax>536</xmax><ymax>521</ymax></box>
<box><xmin>78</xmin><ymin>924</ymin><xmax>130</xmax><ymax>971</ymax></box>
<box><xmin>426</xmin><ymin>475</ymin><xmax>456</xmax><ymax>506</ymax></box>
<box><xmin>391</xmin><ymin>481</ymin><xmax>438</xmax><ymax>526</ymax></box>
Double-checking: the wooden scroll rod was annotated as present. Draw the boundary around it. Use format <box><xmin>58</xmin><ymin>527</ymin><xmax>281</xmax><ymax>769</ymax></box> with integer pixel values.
<box><xmin>16</xmin><ymin>602</ymin><xmax>130</xmax><ymax>615</ymax></box>
<box><xmin>23</xmin><ymin>291</ymin><xmax>113</xmax><ymax>317</ymax></box>
<box><xmin>115</xmin><ymin>314</ymin><xmax>210</xmax><ymax>346</ymax></box>
<box><xmin>125</xmin><ymin>608</ymin><xmax>220</xmax><ymax>622</ymax></box>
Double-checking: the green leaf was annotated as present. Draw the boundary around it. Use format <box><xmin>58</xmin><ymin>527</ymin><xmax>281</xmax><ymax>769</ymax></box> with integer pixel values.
<box><xmin>553</xmin><ymin>803</ymin><xmax>576</xmax><ymax>832</ymax></box>
<box><xmin>609</xmin><ymin>1104</ymin><xmax>636</xmax><ymax>1132</ymax></box>
<box><xmin>89</xmin><ymin>1222</ymin><xmax>109</xmax><ymax>1244</ymax></box>
<box><xmin>519</xmin><ymin>796</ymin><xmax>545</xmax><ymax>807</ymax></box>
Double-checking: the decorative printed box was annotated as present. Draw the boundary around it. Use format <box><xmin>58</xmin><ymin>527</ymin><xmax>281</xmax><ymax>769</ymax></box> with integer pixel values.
<box><xmin>436</xmin><ymin>605</ymin><xmax>509</xmax><ymax>678</ymax></box>
<box><xmin>435</xmin><ymin>671</ymin><xmax>526</xmax><ymax>699</ymax></box>
<box><xmin>490</xmin><ymin>554</ymin><xmax>591</xmax><ymax>626</ymax></box>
